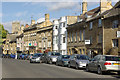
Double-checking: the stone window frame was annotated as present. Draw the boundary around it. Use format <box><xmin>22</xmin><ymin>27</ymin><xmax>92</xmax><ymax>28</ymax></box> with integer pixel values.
<box><xmin>89</xmin><ymin>22</ymin><xmax>93</xmax><ymax>30</ymax></box>
<box><xmin>112</xmin><ymin>39</ymin><xmax>118</xmax><ymax>47</ymax></box>
<box><xmin>98</xmin><ymin>19</ymin><xmax>102</xmax><ymax>27</ymax></box>
<box><xmin>79</xmin><ymin>30</ymin><xmax>82</xmax><ymax>41</ymax></box>
<box><xmin>83</xmin><ymin>30</ymin><xmax>85</xmax><ymax>41</ymax></box>
<box><xmin>112</xmin><ymin>20</ymin><xmax>119</xmax><ymax>28</ymax></box>
<box><xmin>98</xmin><ymin>34</ymin><xmax>102</xmax><ymax>43</ymax></box>
<box><xmin>90</xmin><ymin>36</ymin><xmax>93</xmax><ymax>44</ymax></box>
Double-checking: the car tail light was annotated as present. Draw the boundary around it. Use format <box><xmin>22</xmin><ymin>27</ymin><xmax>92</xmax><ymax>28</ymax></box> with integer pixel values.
<box><xmin>104</xmin><ymin>62</ymin><xmax>111</xmax><ymax>65</ymax></box>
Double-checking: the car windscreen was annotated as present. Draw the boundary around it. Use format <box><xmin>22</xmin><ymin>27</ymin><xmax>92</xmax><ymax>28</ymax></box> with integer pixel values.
<box><xmin>77</xmin><ymin>55</ymin><xmax>89</xmax><ymax>60</ymax></box>
<box><xmin>51</xmin><ymin>53</ymin><xmax>60</xmax><ymax>56</ymax></box>
<box><xmin>62</xmin><ymin>55</ymin><xmax>70</xmax><ymax>59</ymax></box>
<box><xmin>33</xmin><ymin>54</ymin><xmax>42</xmax><ymax>57</ymax></box>
<box><xmin>22</xmin><ymin>54</ymin><xmax>26</xmax><ymax>55</ymax></box>
<box><xmin>105</xmin><ymin>56</ymin><xmax>120</xmax><ymax>61</ymax></box>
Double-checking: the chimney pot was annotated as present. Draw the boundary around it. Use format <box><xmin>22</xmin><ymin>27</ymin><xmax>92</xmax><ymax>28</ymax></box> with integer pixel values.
<box><xmin>45</xmin><ymin>14</ymin><xmax>49</xmax><ymax>22</ymax></box>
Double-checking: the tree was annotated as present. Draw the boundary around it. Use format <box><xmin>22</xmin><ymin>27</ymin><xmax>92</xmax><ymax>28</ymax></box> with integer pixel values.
<box><xmin>0</xmin><ymin>24</ymin><xmax>8</xmax><ymax>38</ymax></box>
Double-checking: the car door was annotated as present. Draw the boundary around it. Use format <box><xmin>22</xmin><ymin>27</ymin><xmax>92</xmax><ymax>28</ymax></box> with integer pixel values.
<box><xmin>69</xmin><ymin>55</ymin><xmax>74</xmax><ymax>66</ymax></box>
<box><xmin>57</xmin><ymin>56</ymin><xmax>61</xmax><ymax>65</ymax></box>
<box><xmin>89</xmin><ymin>56</ymin><xmax>98</xmax><ymax>71</ymax></box>
<box><xmin>72</xmin><ymin>55</ymin><xmax>77</xmax><ymax>67</ymax></box>
<box><xmin>71</xmin><ymin>55</ymin><xmax>75</xmax><ymax>66</ymax></box>
<box><xmin>93</xmin><ymin>55</ymin><xmax>101</xmax><ymax>71</ymax></box>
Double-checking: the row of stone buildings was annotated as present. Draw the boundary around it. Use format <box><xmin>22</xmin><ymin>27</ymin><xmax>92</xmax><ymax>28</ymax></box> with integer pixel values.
<box><xmin>2</xmin><ymin>0</ymin><xmax>120</xmax><ymax>56</ymax></box>
<box><xmin>67</xmin><ymin>0</ymin><xmax>120</xmax><ymax>56</ymax></box>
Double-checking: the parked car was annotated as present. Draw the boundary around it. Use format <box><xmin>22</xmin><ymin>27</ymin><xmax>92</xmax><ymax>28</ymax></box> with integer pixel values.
<box><xmin>86</xmin><ymin>55</ymin><xmax>120</xmax><ymax>75</ymax></box>
<box><xmin>5</xmin><ymin>54</ymin><xmax>10</xmax><ymax>58</ymax></box>
<box><xmin>30</xmin><ymin>53</ymin><xmax>43</xmax><ymax>63</ymax></box>
<box><xmin>19</xmin><ymin>53</ymin><xmax>27</xmax><ymax>60</ymax></box>
<box><xmin>10</xmin><ymin>54</ymin><xmax>16</xmax><ymax>59</ymax></box>
<box><xmin>27</xmin><ymin>54</ymin><xmax>33</xmax><ymax>60</ymax></box>
<box><xmin>56</xmin><ymin>55</ymin><xmax>70</xmax><ymax>67</ymax></box>
<box><xmin>42</xmin><ymin>52</ymin><xmax>60</xmax><ymax>64</ymax></box>
<box><xmin>41</xmin><ymin>53</ymin><xmax>47</xmax><ymax>63</ymax></box>
<box><xmin>68</xmin><ymin>54</ymin><xmax>90</xmax><ymax>69</ymax></box>
<box><xmin>2</xmin><ymin>54</ymin><xmax>5</xmax><ymax>58</ymax></box>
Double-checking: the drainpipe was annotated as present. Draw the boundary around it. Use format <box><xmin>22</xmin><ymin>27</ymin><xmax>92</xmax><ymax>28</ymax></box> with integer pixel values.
<box><xmin>102</xmin><ymin>16</ymin><xmax>105</xmax><ymax>55</ymax></box>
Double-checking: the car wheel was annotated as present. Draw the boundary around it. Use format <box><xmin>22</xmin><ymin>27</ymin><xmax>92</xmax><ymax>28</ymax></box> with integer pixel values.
<box><xmin>68</xmin><ymin>63</ymin><xmax>71</xmax><ymax>68</ymax></box>
<box><xmin>30</xmin><ymin>60</ymin><xmax>33</xmax><ymax>63</ymax></box>
<box><xmin>62</xmin><ymin>62</ymin><xmax>64</xmax><ymax>67</ymax></box>
<box><xmin>49</xmin><ymin>59</ymin><xmax>52</xmax><ymax>64</ymax></box>
<box><xmin>97</xmin><ymin>67</ymin><xmax>103</xmax><ymax>75</ymax></box>
<box><xmin>75</xmin><ymin>63</ymin><xmax>79</xmax><ymax>70</ymax></box>
<box><xmin>56</xmin><ymin>62</ymin><xmax>58</xmax><ymax>66</ymax></box>
<box><xmin>40</xmin><ymin>60</ymin><xmax>42</xmax><ymax>63</ymax></box>
<box><xmin>117</xmin><ymin>71</ymin><xmax>120</xmax><ymax>75</ymax></box>
<box><xmin>86</xmin><ymin>65</ymin><xmax>89</xmax><ymax>72</ymax></box>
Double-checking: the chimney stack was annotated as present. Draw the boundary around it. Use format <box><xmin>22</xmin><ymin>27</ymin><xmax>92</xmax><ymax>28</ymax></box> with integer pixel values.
<box><xmin>100</xmin><ymin>0</ymin><xmax>112</xmax><ymax>14</ymax></box>
<box><xmin>82</xmin><ymin>0</ymin><xmax>87</xmax><ymax>14</ymax></box>
<box><xmin>45</xmin><ymin>14</ymin><xmax>49</xmax><ymax>22</ymax></box>
<box><xmin>31</xmin><ymin>20</ymin><xmax>35</xmax><ymax>25</ymax></box>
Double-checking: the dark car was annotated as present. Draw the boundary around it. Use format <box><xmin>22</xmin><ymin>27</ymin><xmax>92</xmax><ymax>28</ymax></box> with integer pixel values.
<box><xmin>2</xmin><ymin>54</ymin><xmax>5</xmax><ymax>58</ymax></box>
<box><xmin>5</xmin><ymin>54</ymin><xmax>10</xmax><ymax>58</ymax></box>
<box><xmin>19</xmin><ymin>53</ymin><xmax>27</xmax><ymax>60</ymax></box>
<box><xmin>27</xmin><ymin>54</ymin><xmax>33</xmax><ymax>60</ymax></box>
<box><xmin>10</xmin><ymin>54</ymin><xmax>16</xmax><ymax>59</ymax></box>
<box><xmin>56</xmin><ymin>55</ymin><xmax>70</xmax><ymax>67</ymax></box>
<box><xmin>30</xmin><ymin>53</ymin><xmax>43</xmax><ymax>63</ymax></box>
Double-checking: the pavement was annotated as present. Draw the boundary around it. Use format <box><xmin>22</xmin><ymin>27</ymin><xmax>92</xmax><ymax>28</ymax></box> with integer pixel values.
<box><xmin>1</xmin><ymin>58</ymin><xmax>120</xmax><ymax>79</ymax></box>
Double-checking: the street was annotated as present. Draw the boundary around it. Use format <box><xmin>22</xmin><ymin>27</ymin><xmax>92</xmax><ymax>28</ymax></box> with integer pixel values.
<box><xmin>2</xmin><ymin>58</ymin><xmax>120</xmax><ymax>79</ymax></box>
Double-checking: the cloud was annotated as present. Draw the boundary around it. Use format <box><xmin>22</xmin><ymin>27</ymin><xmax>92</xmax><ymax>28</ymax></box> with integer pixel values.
<box><xmin>36</xmin><ymin>18</ymin><xmax>45</xmax><ymax>23</ymax></box>
<box><xmin>37</xmin><ymin>17</ymin><xmax>56</xmax><ymax>23</ymax></box>
<box><xmin>46</xmin><ymin>2</ymin><xmax>78</xmax><ymax>11</ymax></box>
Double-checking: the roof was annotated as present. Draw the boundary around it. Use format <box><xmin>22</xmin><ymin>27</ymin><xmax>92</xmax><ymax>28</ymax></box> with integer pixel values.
<box><xmin>104</xmin><ymin>1</ymin><xmax>120</xmax><ymax>18</ymax></box>
<box><xmin>86</xmin><ymin>1</ymin><xmax>120</xmax><ymax>21</ymax></box>
<box><xmin>7</xmin><ymin>33</ymin><xmax>18</xmax><ymax>42</ymax></box>
<box><xmin>16</xmin><ymin>33</ymin><xmax>23</xmax><ymax>38</ymax></box>
<box><xmin>9</xmin><ymin>38</ymin><xmax>16</xmax><ymax>43</ymax></box>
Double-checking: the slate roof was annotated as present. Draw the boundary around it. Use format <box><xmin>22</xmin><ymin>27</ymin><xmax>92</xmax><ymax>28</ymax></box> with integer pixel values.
<box><xmin>16</xmin><ymin>33</ymin><xmax>23</xmax><ymax>38</ymax></box>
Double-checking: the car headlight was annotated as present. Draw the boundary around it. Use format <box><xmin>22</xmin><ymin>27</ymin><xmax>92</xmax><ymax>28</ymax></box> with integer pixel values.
<box><xmin>36</xmin><ymin>57</ymin><xmax>40</xmax><ymax>60</ymax></box>
<box><xmin>79</xmin><ymin>61</ymin><xmax>82</xmax><ymax>64</ymax></box>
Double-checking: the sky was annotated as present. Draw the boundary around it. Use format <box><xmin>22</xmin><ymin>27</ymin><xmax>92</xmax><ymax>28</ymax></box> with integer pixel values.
<box><xmin>1</xmin><ymin>1</ymin><xmax>118</xmax><ymax>33</ymax></box>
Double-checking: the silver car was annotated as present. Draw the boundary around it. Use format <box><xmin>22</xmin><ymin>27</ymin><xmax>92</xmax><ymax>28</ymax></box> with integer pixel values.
<box><xmin>86</xmin><ymin>55</ymin><xmax>120</xmax><ymax>75</ymax></box>
<box><xmin>68</xmin><ymin>54</ymin><xmax>90</xmax><ymax>69</ymax></box>
<box><xmin>30</xmin><ymin>53</ymin><xmax>43</xmax><ymax>63</ymax></box>
<box><xmin>46</xmin><ymin>52</ymin><xmax>60</xmax><ymax>64</ymax></box>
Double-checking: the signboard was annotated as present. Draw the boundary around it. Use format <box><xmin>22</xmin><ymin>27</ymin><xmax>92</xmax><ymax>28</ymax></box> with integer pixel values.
<box><xmin>34</xmin><ymin>43</ymin><xmax>37</xmax><ymax>46</ymax></box>
<box><xmin>29</xmin><ymin>43</ymin><xmax>31</xmax><ymax>46</ymax></box>
<box><xmin>117</xmin><ymin>31</ymin><xmax>120</xmax><ymax>38</ymax></box>
<box><xmin>85</xmin><ymin>40</ymin><xmax>90</xmax><ymax>44</ymax></box>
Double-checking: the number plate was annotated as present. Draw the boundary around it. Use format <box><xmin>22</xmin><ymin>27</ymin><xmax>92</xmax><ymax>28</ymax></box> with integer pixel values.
<box><xmin>113</xmin><ymin>63</ymin><xmax>120</xmax><ymax>65</ymax></box>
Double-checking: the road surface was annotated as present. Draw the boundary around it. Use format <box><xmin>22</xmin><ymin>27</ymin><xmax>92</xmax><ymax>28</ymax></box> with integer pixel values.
<box><xmin>2</xmin><ymin>58</ymin><xmax>120</xmax><ymax>79</ymax></box>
